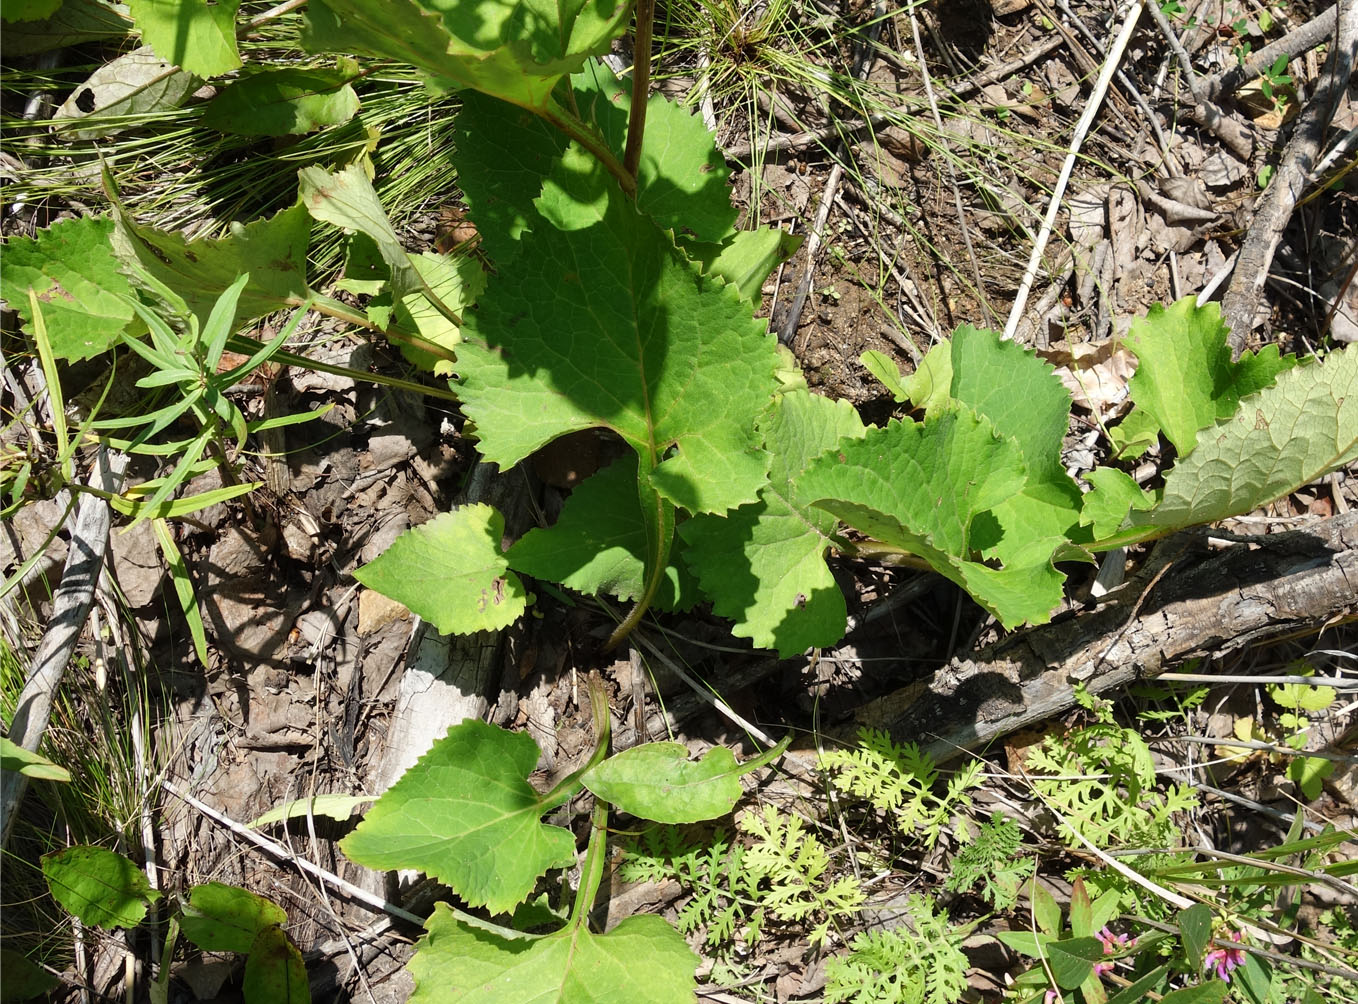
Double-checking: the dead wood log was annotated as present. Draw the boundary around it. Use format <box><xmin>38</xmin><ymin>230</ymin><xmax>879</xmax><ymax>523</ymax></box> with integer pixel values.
<box><xmin>841</xmin><ymin>512</ymin><xmax>1358</xmax><ymax>764</ymax></box>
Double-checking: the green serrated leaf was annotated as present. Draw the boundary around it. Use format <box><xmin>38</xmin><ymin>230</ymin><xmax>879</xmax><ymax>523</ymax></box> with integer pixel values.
<box><xmin>506</xmin><ymin>455</ymin><xmax>693</xmax><ymax>610</ymax></box>
<box><xmin>1177</xmin><ymin>903</ymin><xmax>1213</xmax><ymax>971</ymax></box>
<box><xmin>302</xmin><ymin>0</ymin><xmax>629</xmax><ymax>111</ymax></box>
<box><xmin>112</xmin><ymin>199</ymin><xmax>310</xmax><ymax>328</ymax></box>
<box><xmin>41</xmin><ymin>846</ymin><xmax>159</xmax><ymax>929</ymax></box>
<box><xmin>456</xmin><ymin>184</ymin><xmax>777</xmax><ymax>515</ymax></box>
<box><xmin>584</xmin><ymin>737</ymin><xmax>787</xmax><ymax>824</ymax></box>
<box><xmin>1</xmin><ymin>736</ymin><xmax>71</xmax><ymax>782</ymax></box>
<box><xmin>1269</xmin><ymin>677</ymin><xmax>1335</xmax><ymax>712</ymax></box>
<box><xmin>1132</xmin><ymin>345</ymin><xmax>1357</xmax><ymax>532</ymax></box>
<box><xmin>243</xmin><ymin>925</ymin><xmax>309</xmax><ymax>1004</ymax></box>
<box><xmin>179</xmin><ymin>882</ymin><xmax>288</xmax><ymax>954</ymax></box>
<box><xmin>202</xmin><ymin>66</ymin><xmax>359</xmax><ymax>135</ymax></box>
<box><xmin>354</xmin><ymin>505</ymin><xmax>527</xmax><ymax>635</ymax></box>
<box><xmin>1122</xmin><ymin>298</ymin><xmax>1296</xmax><ymax>456</ymax></box>
<box><xmin>798</xmin><ymin>410</ymin><xmax>1065</xmax><ymax>627</ymax></box>
<box><xmin>409</xmin><ymin>905</ymin><xmax>697</xmax><ymax>1003</ymax></box>
<box><xmin>340</xmin><ymin>720</ymin><xmax>576</xmax><ymax>915</ymax></box>
<box><xmin>127</xmin><ymin>0</ymin><xmax>242</xmax><ymax>77</ymax></box>
<box><xmin>681</xmin><ymin>389</ymin><xmax>864</xmax><ymax>655</ymax></box>
<box><xmin>1</xmin><ymin>216</ymin><xmax>135</xmax><ymax>361</ymax></box>
<box><xmin>52</xmin><ymin>46</ymin><xmax>196</xmax><ymax>140</ymax></box>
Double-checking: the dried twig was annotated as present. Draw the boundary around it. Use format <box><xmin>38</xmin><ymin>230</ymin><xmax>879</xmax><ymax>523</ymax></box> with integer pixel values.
<box><xmin>1205</xmin><ymin>3</ymin><xmax>1340</xmax><ymax>100</ymax></box>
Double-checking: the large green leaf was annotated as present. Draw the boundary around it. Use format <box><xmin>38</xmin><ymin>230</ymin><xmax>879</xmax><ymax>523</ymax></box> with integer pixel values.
<box><xmin>506</xmin><ymin>455</ymin><xmax>694</xmax><ymax>610</ymax></box>
<box><xmin>340</xmin><ymin>720</ymin><xmax>576</xmax><ymax>914</ymax></box>
<box><xmin>302</xmin><ymin>0</ymin><xmax>630</xmax><ymax>111</ymax></box>
<box><xmin>1</xmin><ymin>216</ymin><xmax>135</xmax><ymax>361</ymax></box>
<box><xmin>41</xmin><ymin>846</ymin><xmax>160</xmax><ymax>930</ymax></box>
<box><xmin>1132</xmin><ymin>344</ymin><xmax>1357</xmax><ymax>532</ymax></box>
<box><xmin>243</xmin><ymin>926</ymin><xmax>309</xmax><ymax>1004</ymax></box>
<box><xmin>583</xmin><ymin>737</ymin><xmax>788</xmax><ymax>824</ymax></box>
<box><xmin>1121</xmin><ymin>298</ymin><xmax>1295</xmax><ymax>456</ymax></box>
<box><xmin>681</xmin><ymin>389</ymin><xmax>864</xmax><ymax>655</ymax></box>
<box><xmin>354</xmin><ymin>505</ymin><xmax>527</xmax><ymax>635</ymax></box>
<box><xmin>202</xmin><ymin>65</ymin><xmax>360</xmax><ymax>135</ymax></box>
<box><xmin>797</xmin><ymin>410</ymin><xmax>1066</xmax><ymax>627</ymax></box>
<box><xmin>409</xmin><ymin>906</ymin><xmax>697</xmax><ymax>1003</ymax></box>
<box><xmin>456</xmin><ymin>182</ymin><xmax>778</xmax><ymax>515</ymax></box>
<box><xmin>127</xmin><ymin>0</ymin><xmax>241</xmax><ymax>77</ymax></box>
<box><xmin>112</xmin><ymin>199</ymin><xmax>310</xmax><ymax>327</ymax></box>
<box><xmin>179</xmin><ymin>882</ymin><xmax>288</xmax><ymax>955</ymax></box>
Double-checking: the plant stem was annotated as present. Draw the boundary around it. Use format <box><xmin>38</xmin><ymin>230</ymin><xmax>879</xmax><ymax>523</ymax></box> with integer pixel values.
<box><xmin>541</xmin><ymin>99</ymin><xmax>637</xmax><ymax>199</ymax></box>
<box><xmin>605</xmin><ymin>480</ymin><xmax>673</xmax><ymax>649</ymax></box>
<box><xmin>622</xmin><ymin>0</ymin><xmax>656</xmax><ymax>179</ymax></box>
<box><xmin>569</xmin><ymin>676</ymin><xmax>613</xmax><ymax>930</ymax></box>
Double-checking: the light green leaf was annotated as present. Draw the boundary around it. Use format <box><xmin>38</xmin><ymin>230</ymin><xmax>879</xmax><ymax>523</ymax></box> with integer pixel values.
<box><xmin>243</xmin><ymin>926</ymin><xmax>308</xmax><ymax>1004</ymax></box>
<box><xmin>0</xmin><ymin>737</ymin><xmax>71</xmax><ymax>782</ymax></box>
<box><xmin>302</xmin><ymin>0</ymin><xmax>630</xmax><ymax>112</ymax></box>
<box><xmin>1081</xmin><ymin>467</ymin><xmax>1154</xmax><ymax>540</ymax></box>
<box><xmin>1</xmin><ymin>0</ymin><xmax>131</xmax><ymax>55</ymax></box>
<box><xmin>354</xmin><ymin>506</ymin><xmax>527</xmax><ymax>636</ymax></box>
<box><xmin>127</xmin><ymin>0</ymin><xmax>242</xmax><ymax>77</ymax></box>
<box><xmin>248</xmin><ymin>794</ymin><xmax>375</xmax><ymax>829</ymax></box>
<box><xmin>689</xmin><ymin>226</ymin><xmax>802</xmax><ymax>305</ymax></box>
<box><xmin>52</xmin><ymin>46</ymin><xmax>196</xmax><ymax>139</ymax></box>
<box><xmin>112</xmin><ymin>198</ymin><xmax>310</xmax><ymax>328</ymax></box>
<box><xmin>1288</xmin><ymin>756</ymin><xmax>1334</xmax><ymax>800</ymax></box>
<box><xmin>391</xmin><ymin>252</ymin><xmax>485</xmax><ymax>375</ymax></box>
<box><xmin>583</xmin><ymin>737</ymin><xmax>789</xmax><ymax>824</ymax></box>
<box><xmin>860</xmin><ymin>349</ymin><xmax>909</xmax><ymax>402</ymax></box>
<box><xmin>1176</xmin><ymin>903</ymin><xmax>1213</xmax><ymax>972</ymax></box>
<box><xmin>1106</xmin><ymin>965</ymin><xmax>1172</xmax><ymax>1004</ymax></box>
<box><xmin>798</xmin><ymin>410</ymin><xmax>1065</xmax><ymax>627</ymax></box>
<box><xmin>1132</xmin><ymin>345</ymin><xmax>1357</xmax><ymax>532</ymax></box>
<box><xmin>456</xmin><ymin>184</ymin><xmax>777</xmax><ymax>515</ymax></box>
<box><xmin>409</xmin><ymin>905</ymin><xmax>697</xmax><ymax>1003</ymax></box>
<box><xmin>506</xmin><ymin>455</ymin><xmax>694</xmax><ymax>610</ymax></box>
<box><xmin>180</xmin><ymin>882</ymin><xmax>288</xmax><ymax>954</ymax></box>
<box><xmin>340</xmin><ymin>720</ymin><xmax>576</xmax><ymax>915</ymax></box>
<box><xmin>1269</xmin><ymin>676</ymin><xmax>1335</xmax><ymax>712</ymax></box>
<box><xmin>41</xmin><ymin>846</ymin><xmax>160</xmax><ymax>929</ymax></box>
<box><xmin>903</xmin><ymin>338</ymin><xmax>953</xmax><ymax>413</ymax></box>
<box><xmin>1122</xmin><ymin>298</ymin><xmax>1296</xmax><ymax>456</ymax></box>
<box><xmin>1158</xmin><ymin>982</ymin><xmax>1229</xmax><ymax>1004</ymax></box>
<box><xmin>299</xmin><ymin>164</ymin><xmax>420</xmax><ymax>297</ymax></box>
<box><xmin>1</xmin><ymin>216</ymin><xmax>135</xmax><ymax>361</ymax></box>
<box><xmin>2</xmin><ymin>0</ymin><xmax>64</xmax><ymax>22</ymax></box>
<box><xmin>202</xmin><ymin>66</ymin><xmax>359</xmax><ymax>135</ymax></box>
<box><xmin>681</xmin><ymin>389</ymin><xmax>865</xmax><ymax>655</ymax></box>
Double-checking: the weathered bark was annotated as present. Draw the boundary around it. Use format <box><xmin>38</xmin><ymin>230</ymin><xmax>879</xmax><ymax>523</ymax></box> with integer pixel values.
<box><xmin>843</xmin><ymin>512</ymin><xmax>1358</xmax><ymax>763</ymax></box>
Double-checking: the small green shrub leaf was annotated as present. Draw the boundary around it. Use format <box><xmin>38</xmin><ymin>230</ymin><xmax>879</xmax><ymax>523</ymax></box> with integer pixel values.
<box><xmin>584</xmin><ymin>738</ymin><xmax>787</xmax><ymax>824</ymax></box>
<box><xmin>202</xmin><ymin>66</ymin><xmax>359</xmax><ymax>135</ymax></box>
<box><xmin>1044</xmin><ymin>937</ymin><xmax>1102</xmax><ymax>988</ymax></box>
<box><xmin>41</xmin><ymin>846</ymin><xmax>159</xmax><ymax>929</ymax></box>
<box><xmin>798</xmin><ymin>410</ymin><xmax>1065</xmax><ymax>627</ymax></box>
<box><xmin>1133</xmin><ymin>344</ymin><xmax>1357</xmax><ymax>532</ymax></box>
<box><xmin>113</xmin><ymin>199</ymin><xmax>311</xmax><ymax>327</ymax></box>
<box><xmin>0</xmin><ymin>948</ymin><xmax>60</xmax><ymax>998</ymax></box>
<box><xmin>243</xmin><ymin>925</ymin><xmax>309</xmax><ymax>1004</ymax></box>
<box><xmin>681</xmin><ymin>389</ymin><xmax>865</xmax><ymax>655</ymax></box>
<box><xmin>354</xmin><ymin>506</ymin><xmax>527</xmax><ymax>635</ymax></box>
<box><xmin>303</xmin><ymin>0</ymin><xmax>629</xmax><ymax>112</ymax></box>
<box><xmin>507</xmin><ymin>455</ymin><xmax>694</xmax><ymax>610</ymax></box>
<box><xmin>456</xmin><ymin>185</ymin><xmax>777</xmax><ymax>515</ymax></box>
<box><xmin>340</xmin><ymin>720</ymin><xmax>575</xmax><ymax>915</ymax></box>
<box><xmin>127</xmin><ymin>0</ymin><xmax>241</xmax><ymax>77</ymax></box>
<box><xmin>180</xmin><ymin>882</ymin><xmax>288</xmax><ymax>954</ymax></box>
<box><xmin>1121</xmin><ymin>298</ymin><xmax>1295</xmax><ymax>456</ymax></box>
<box><xmin>0</xmin><ymin>216</ymin><xmax>135</xmax><ymax>360</ymax></box>
<box><xmin>1158</xmin><ymin>982</ymin><xmax>1229</xmax><ymax>1004</ymax></box>
<box><xmin>1106</xmin><ymin>965</ymin><xmax>1172</xmax><ymax>1004</ymax></box>
<box><xmin>247</xmin><ymin>794</ymin><xmax>375</xmax><ymax>829</ymax></box>
<box><xmin>1176</xmin><ymin>903</ymin><xmax>1213</xmax><ymax>971</ymax></box>
<box><xmin>0</xmin><ymin>737</ymin><xmax>71</xmax><ymax>782</ymax></box>
<box><xmin>1081</xmin><ymin>467</ymin><xmax>1154</xmax><ymax>540</ymax></box>
<box><xmin>1288</xmin><ymin>755</ymin><xmax>1335</xmax><ymax>800</ymax></box>
<box><xmin>409</xmin><ymin>905</ymin><xmax>697</xmax><ymax>1003</ymax></box>
<box><xmin>299</xmin><ymin>164</ymin><xmax>419</xmax><ymax>298</ymax></box>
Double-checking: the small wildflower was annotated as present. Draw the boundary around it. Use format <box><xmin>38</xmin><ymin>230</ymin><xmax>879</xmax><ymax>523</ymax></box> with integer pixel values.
<box><xmin>1204</xmin><ymin>930</ymin><xmax>1247</xmax><ymax>982</ymax></box>
<box><xmin>1095</xmin><ymin>926</ymin><xmax>1134</xmax><ymax>954</ymax></box>
<box><xmin>1092</xmin><ymin>960</ymin><xmax>1114</xmax><ymax>976</ymax></box>
<box><xmin>1043</xmin><ymin>990</ymin><xmax>1061</xmax><ymax>1004</ymax></box>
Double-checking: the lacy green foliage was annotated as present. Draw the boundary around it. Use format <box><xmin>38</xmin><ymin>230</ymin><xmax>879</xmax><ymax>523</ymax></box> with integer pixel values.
<box><xmin>739</xmin><ymin>804</ymin><xmax>867</xmax><ymax>947</ymax></box>
<box><xmin>943</xmin><ymin>813</ymin><xmax>1033</xmax><ymax>910</ymax></box>
<box><xmin>819</xmin><ymin>728</ymin><xmax>983</xmax><ymax>848</ymax></box>
<box><xmin>618</xmin><ymin>827</ymin><xmax>765</xmax><ymax>949</ymax></box>
<box><xmin>823</xmin><ymin>895</ymin><xmax>969</xmax><ymax>1004</ymax></box>
<box><xmin>1024</xmin><ymin>689</ymin><xmax>1198</xmax><ymax>849</ymax></box>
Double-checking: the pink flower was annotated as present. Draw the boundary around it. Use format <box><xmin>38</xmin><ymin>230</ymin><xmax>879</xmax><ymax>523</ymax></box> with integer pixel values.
<box><xmin>1093</xmin><ymin>960</ymin><xmax>1114</xmax><ymax>976</ymax></box>
<box><xmin>1096</xmin><ymin>926</ymin><xmax>1134</xmax><ymax>953</ymax></box>
<box><xmin>1204</xmin><ymin>930</ymin><xmax>1247</xmax><ymax>982</ymax></box>
<box><xmin>1044</xmin><ymin>990</ymin><xmax>1061</xmax><ymax>1004</ymax></box>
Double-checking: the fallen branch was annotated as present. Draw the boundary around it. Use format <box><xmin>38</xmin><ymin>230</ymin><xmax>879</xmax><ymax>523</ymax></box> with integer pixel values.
<box><xmin>1220</xmin><ymin>2</ymin><xmax>1356</xmax><ymax>354</ymax></box>
<box><xmin>841</xmin><ymin>512</ymin><xmax>1358</xmax><ymax>763</ymax></box>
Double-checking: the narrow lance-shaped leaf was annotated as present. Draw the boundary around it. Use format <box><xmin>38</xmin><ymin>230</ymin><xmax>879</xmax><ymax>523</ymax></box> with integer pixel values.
<box><xmin>340</xmin><ymin>720</ymin><xmax>576</xmax><ymax>915</ymax></box>
<box><xmin>408</xmin><ymin>905</ymin><xmax>698</xmax><ymax>1003</ymax></box>
<box><xmin>681</xmin><ymin>388</ymin><xmax>866</xmax><ymax>656</ymax></box>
